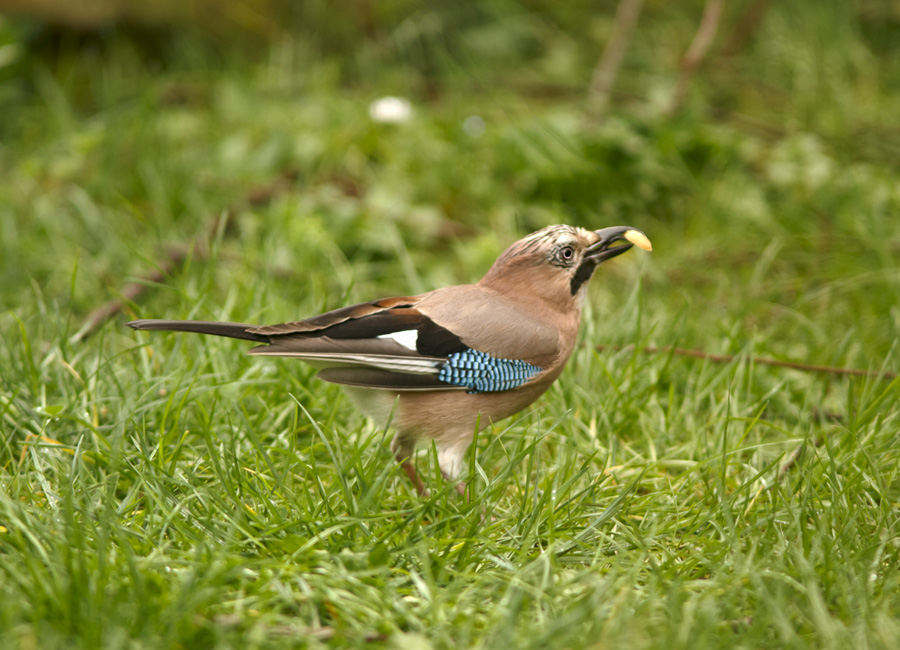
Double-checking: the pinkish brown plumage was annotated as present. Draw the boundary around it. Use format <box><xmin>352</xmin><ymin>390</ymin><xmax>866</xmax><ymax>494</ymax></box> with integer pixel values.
<box><xmin>128</xmin><ymin>225</ymin><xmax>651</xmax><ymax>495</ymax></box>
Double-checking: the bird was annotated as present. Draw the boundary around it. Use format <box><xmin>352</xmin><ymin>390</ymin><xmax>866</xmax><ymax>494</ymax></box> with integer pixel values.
<box><xmin>127</xmin><ymin>224</ymin><xmax>652</xmax><ymax>496</ymax></box>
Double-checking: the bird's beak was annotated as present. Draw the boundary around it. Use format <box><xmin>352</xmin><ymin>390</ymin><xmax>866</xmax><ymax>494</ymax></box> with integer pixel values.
<box><xmin>585</xmin><ymin>226</ymin><xmax>652</xmax><ymax>264</ymax></box>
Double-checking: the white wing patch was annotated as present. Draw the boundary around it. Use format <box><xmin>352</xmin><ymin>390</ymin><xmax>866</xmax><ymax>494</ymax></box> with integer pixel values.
<box><xmin>377</xmin><ymin>329</ymin><xmax>419</xmax><ymax>351</ymax></box>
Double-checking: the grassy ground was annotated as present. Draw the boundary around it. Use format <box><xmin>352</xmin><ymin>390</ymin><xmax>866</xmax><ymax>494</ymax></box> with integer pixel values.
<box><xmin>2</xmin><ymin>3</ymin><xmax>900</xmax><ymax>648</ymax></box>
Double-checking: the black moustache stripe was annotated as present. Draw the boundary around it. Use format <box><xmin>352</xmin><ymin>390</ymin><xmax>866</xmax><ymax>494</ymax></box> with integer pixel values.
<box><xmin>570</xmin><ymin>259</ymin><xmax>597</xmax><ymax>295</ymax></box>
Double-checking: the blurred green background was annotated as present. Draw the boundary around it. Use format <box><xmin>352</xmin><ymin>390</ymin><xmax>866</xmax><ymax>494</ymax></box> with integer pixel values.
<box><xmin>1</xmin><ymin>0</ymin><xmax>899</xmax><ymax>363</ymax></box>
<box><xmin>1</xmin><ymin>1</ymin><xmax>900</xmax><ymax>648</ymax></box>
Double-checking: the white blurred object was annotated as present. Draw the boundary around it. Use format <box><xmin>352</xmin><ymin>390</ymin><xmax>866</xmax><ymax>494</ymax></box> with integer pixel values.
<box><xmin>463</xmin><ymin>115</ymin><xmax>486</xmax><ymax>137</ymax></box>
<box><xmin>369</xmin><ymin>97</ymin><xmax>413</xmax><ymax>124</ymax></box>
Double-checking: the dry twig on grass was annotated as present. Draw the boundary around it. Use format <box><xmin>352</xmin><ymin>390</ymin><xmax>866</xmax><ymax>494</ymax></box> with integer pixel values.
<box><xmin>588</xmin><ymin>0</ymin><xmax>645</xmax><ymax>117</ymax></box>
<box><xmin>596</xmin><ymin>344</ymin><xmax>897</xmax><ymax>380</ymax></box>
<box><xmin>73</xmin><ymin>171</ymin><xmax>297</xmax><ymax>342</ymax></box>
<box><xmin>666</xmin><ymin>0</ymin><xmax>725</xmax><ymax>117</ymax></box>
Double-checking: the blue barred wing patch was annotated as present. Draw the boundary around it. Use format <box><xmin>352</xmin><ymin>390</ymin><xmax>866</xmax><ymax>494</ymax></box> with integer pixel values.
<box><xmin>438</xmin><ymin>349</ymin><xmax>543</xmax><ymax>393</ymax></box>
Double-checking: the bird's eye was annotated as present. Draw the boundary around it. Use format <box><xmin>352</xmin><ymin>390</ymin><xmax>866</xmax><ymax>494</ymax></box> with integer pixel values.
<box><xmin>561</xmin><ymin>246</ymin><xmax>574</xmax><ymax>260</ymax></box>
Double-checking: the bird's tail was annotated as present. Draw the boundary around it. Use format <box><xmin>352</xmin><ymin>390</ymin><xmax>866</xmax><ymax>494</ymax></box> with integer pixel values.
<box><xmin>126</xmin><ymin>320</ymin><xmax>269</xmax><ymax>343</ymax></box>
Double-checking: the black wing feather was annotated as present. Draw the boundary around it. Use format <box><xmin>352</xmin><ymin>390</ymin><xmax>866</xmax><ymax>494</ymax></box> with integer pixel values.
<box><xmin>129</xmin><ymin>298</ymin><xmax>473</xmax><ymax>391</ymax></box>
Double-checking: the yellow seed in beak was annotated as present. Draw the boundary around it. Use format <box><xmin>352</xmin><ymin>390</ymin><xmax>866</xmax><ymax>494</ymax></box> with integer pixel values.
<box><xmin>624</xmin><ymin>229</ymin><xmax>652</xmax><ymax>251</ymax></box>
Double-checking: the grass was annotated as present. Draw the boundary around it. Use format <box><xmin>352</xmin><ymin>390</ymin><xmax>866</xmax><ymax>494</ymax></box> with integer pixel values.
<box><xmin>2</xmin><ymin>3</ymin><xmax>900</xmax><ymax>648</ymax></box>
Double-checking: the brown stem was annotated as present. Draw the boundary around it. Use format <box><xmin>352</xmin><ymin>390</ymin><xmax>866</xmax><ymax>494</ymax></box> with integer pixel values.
<box><xmin>666</xmin><ymin>0</ymin><xmax>725</xmax><ymax>117</ymax></box>
<box><xmin>588</xmin><ymin>0</ymin><xmax>644</xmax><ymax>117</ymax></box>
<box><xmin>596</xmin><ymin>344</ymin><xmax>897</xmax><ymax>380</ymax></box>
<box><xmin>400</xmin><ymin>458</ymin><xmax>429</xmax><ymax>498</ymax></box>
<box><xmin>73</xmin><ymin>171</ymin><xmax>296</xmax><ymax>342</ymax></box>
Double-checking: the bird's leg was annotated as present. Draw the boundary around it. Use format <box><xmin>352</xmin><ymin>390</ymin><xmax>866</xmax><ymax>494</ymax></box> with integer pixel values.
<box><xmin>400</xmin><ymin>458</ymin><xmax>429</xmax><ymax>498</ymax></box>
<box><xmin>437</xmin><ymin>442</ymin><xmax>470</xmax><ymax>500</ymax></box>
<box><xmin>392</xmin><ymin>434</ymin><xmax>429</xmax><ymax>497</ymax></box>
<box><xmin>438</xmin><ymin>467</ymin><xmax>467</xmax><ymax>500</ymax></box>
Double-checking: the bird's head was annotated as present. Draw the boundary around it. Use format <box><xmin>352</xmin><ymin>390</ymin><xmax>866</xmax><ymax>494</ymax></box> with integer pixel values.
<box><xmin>479</xmin><ymin>224</ymin><xmax>652</xmax><ymax>309</ymax></box>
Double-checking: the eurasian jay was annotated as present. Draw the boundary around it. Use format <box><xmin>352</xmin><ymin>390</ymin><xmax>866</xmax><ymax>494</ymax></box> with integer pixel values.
<box><xmin>127</xmin><ymin>224</ymin><xmax>651</xmax><ymax>495</ymax></box>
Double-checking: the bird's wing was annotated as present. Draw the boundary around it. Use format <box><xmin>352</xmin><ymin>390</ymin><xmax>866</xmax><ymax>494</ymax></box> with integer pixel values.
<box><xmin>415</xmin><ymin>285</ymin><xmax>563</xmax><ymax>367</ymax></box>
<box><xmin>246</xmin><ymin>295</ymin><xmax>545</xmax><ymax>393</ymax></box>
